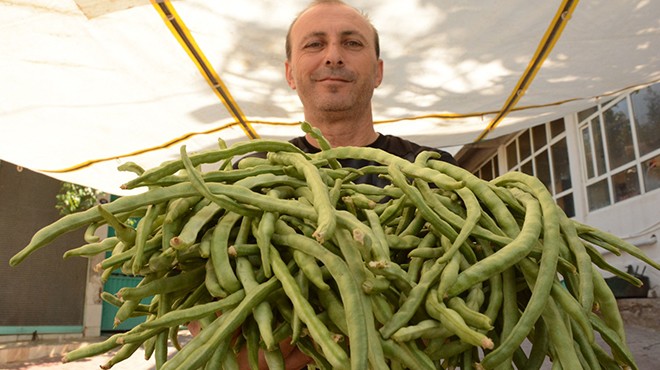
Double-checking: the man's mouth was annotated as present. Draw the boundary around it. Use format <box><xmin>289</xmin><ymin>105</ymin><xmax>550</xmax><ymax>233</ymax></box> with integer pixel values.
<box><xmin>313</xmin><ymin>70</ymin><xmax>355</xmax><ymax>83</ymax></box>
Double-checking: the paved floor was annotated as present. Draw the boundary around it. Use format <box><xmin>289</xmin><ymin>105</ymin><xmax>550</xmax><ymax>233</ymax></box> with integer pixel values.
<box><xmin>2</xmin><ymin>324</ymin><xmax>658</xmax><ymax>370</ymax></box>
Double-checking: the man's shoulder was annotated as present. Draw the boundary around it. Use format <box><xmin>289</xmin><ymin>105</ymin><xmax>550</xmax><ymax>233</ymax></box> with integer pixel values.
<box><xmin>375</xmin><ymin>134</ymin><xmax>458</xmax><ymax>165</ymax></box>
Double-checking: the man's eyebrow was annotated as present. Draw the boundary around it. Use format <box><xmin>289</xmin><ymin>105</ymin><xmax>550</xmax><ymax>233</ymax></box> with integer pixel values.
<box><xmin>302</xmin><ymin>30</ymin><xmax>367</xmax><ymax>40</ymax></box>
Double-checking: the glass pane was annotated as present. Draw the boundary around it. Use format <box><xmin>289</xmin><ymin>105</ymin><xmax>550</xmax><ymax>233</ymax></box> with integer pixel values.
<box><xmin>535</xmin><ymin>149</ymin><xmax>552</xmax><ymax>191</ymax></box>
<box><xmin>631</xmin><ymin>84</ymin><xmax>660</xmax><ymax>157</ymax></box>
<box><xmin>550</xmin><ymin>118</ymin><xmax>565</xmax><ymax>138</ymax></box>
<box><xmin>532</xmin><ymin>125</ymin><xmax>547</xmax><ymax>152</ymax></box>
<box><xmin>587</xmin><ymin>179</ymin><xmax>610</xmax><ymax>211</ymax></box>
<box><xmin>552</xmin><ymin>138</ymin><xmax>572</xmax><ymax>193</ymax></box>
<box><xmin>493</xmin><ymin>156</ymin><xmax>499</xmax><ymax>177</ymax></box>
<box><xmin>556</xmin><ymin>193</ymin><xmax>575</xmax><ymax>218</ymax></box>
<box><xmin>577</xmin><ymin>106</ymin><xmax>598</xmax><ymax>123</ymax></box>
<box><xmin>592</xmin><ymin>117</ymin><xmax>607</xmax><ymax>175</ymax></box>
<box><xmin>521</xmin><ymin>160</ymin><xmax>533</xmax><ymax>176</ymax></box>
<box><xmin>642</xmin><ymin>155</ymin><xmax>660</xmax><ymax>192</ymax></box>
<box><xmin>481</xmin><ymin>160</ymin><xmax>493</xmax><ymax>181</ymax></box>
<box><xmin>506</xmin><ymin>141</ymin><xmax>517</xmax><ymax>170</ymax></box>
<box><xmin>582</xmin><ymin>126</ymin><xmax>595</xmax><ymax>179</ymax></box>
<box><xmin>612</xmin><ymin>166</ymin><xmax>641</xmax><ymax>202</ymax></box>
<box><xmin>519</xmin><ymin>130</ymin><xmax>532</xmax><ymax>159</ymax></box>
<box><xmin>603</xmin><ymin>99</ymin><xmax>634</xmax><ymax>169</ymax></box>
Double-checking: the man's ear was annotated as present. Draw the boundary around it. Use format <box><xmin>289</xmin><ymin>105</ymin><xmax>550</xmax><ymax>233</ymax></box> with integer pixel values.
<box><xmin>285</xmin><ymin>60</ymin><xmax>296</xmax><ymax>90</ymax></box>
<box><xmin>375</xmin><ymin>59</ymin><xmax>384</xmax><ymax>88</ymax></box>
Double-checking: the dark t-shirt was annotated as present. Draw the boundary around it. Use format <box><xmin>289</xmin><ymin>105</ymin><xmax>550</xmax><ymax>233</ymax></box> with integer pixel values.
<box><xmin>288</xmin><ymin>134</ymin><xmax>457</xmax><ymax>187</ymax></box>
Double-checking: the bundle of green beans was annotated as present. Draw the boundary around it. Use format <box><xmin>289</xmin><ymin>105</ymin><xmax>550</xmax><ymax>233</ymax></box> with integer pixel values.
<box><xmin>10</xmin><ymin>125</ymin><xmax>659</xmax><ymax>370</ymax></box>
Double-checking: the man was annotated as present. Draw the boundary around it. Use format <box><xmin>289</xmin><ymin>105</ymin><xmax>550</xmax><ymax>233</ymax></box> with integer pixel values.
<box><xmin>283</xmin><ymin>0</ymin><xmax>457</xmax><ymax>187</ymax></box>
<box><xmin>190</xmin><ymin>1</ymin><xmax>457</xmax><ymax>368</ymax></box>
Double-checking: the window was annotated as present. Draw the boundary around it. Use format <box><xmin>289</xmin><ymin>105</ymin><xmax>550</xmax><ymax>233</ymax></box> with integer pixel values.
<box><xmin>475</xmin><ymin>155</ymin><xmax>499</xmax><ymax>181</ymax></box>
<box><xmin>578</xmin><ymin>83</ymin><xmax>660</xmax><ymax>211</ymax></box>
<box><xmin>505</xmin><ymin>119</ymin><xmax>574</xmax><ymax>217</ymax></box>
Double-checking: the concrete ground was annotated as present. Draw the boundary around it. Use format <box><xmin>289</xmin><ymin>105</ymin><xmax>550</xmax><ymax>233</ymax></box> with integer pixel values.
<box><xmin>1</xmin><ymin>299</ymin><xmax>658</xmax><ymax>369</ymax></box>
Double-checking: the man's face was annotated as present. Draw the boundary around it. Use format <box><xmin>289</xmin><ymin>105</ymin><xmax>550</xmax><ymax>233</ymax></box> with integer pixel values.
<box><xmin>285</xmin><ymin>3</ymin><xmax>383</xmax><ymax>115</ymax></box>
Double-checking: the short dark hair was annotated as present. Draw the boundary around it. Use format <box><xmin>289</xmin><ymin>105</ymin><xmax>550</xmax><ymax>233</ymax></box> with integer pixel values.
<box><xmin>285</xmin><ymin>0</ymin><xmax>380</xmax><ymax>60</ymax></box>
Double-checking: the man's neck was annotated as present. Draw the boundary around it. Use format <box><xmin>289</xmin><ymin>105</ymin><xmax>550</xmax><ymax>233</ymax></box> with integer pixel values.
<box><xmin>303</xmin><ymin>111</ymin><xmax>379</xmax><ymax>148</ymax></box>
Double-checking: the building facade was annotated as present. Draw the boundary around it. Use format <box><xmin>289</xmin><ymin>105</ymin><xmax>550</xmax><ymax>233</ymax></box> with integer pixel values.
<box><xmin>457</xmin><ymin>82</ymin><xmax>660</xmax><ymax>297</ymax></box>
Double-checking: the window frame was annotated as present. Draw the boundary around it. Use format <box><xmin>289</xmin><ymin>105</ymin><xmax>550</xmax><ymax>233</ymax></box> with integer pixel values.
<box><xmin>577</xmin><ymin>86</ymin><xmax>660</xmax><ymax>212</ymax></box>
<box><xmin>503</xmin><ymin>119</ymin><xmax>575</xmax><ymax>216</ymax></box>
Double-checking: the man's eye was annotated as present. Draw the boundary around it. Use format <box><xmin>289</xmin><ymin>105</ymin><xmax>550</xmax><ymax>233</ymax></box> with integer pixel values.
<box><xmin>304</xmin><ymin>41</ymin><xmax>323</xmax><ymax>49</ymax></box>
<box><xmin>345</xmin><ymin>40</ymin><xmax>363</xmax><ymax>48</ymax></box>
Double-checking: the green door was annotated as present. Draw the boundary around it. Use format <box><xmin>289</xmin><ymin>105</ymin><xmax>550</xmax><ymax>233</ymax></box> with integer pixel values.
<box><xmin>101</xmin><ymin>273</ymin><xmax>151</xmax><ymax>331</ymax></box>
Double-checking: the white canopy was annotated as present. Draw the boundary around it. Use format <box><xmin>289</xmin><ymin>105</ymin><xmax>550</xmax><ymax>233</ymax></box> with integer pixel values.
<box><xmin>2</xmin><ymin>0</ymin><xmax>659</xmax><ymax>195</ymax></box>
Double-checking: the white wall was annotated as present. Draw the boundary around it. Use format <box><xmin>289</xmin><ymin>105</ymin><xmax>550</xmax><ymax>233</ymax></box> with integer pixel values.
<box><xmin>580</xmin><ymin>192</ymin><xmax>660</xmax><ymax>297</ymax></box>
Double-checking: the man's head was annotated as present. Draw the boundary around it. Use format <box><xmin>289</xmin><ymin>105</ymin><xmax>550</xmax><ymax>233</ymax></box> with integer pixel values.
<box><xmin>285</xmin><ymin>0</ymin><xmax>383</xmax><ymax>119</ymax></box>
<box><xmin>285</xmin><ymin>0</ymin><xmax>380</xmax><ymax>61</ymax></box>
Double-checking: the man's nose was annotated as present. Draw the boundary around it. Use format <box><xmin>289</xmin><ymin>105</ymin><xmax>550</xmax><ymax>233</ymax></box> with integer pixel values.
<box><xmin>324</xmin><ymin>43</ymin><xmax>344</xmax><ymax>66</ymax></box>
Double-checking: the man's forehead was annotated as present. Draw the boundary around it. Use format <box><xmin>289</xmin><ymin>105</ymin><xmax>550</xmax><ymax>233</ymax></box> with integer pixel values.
<box><xmin>292</xmin><ymin>3</ymin><xmax>372</xmax><ymax>39</ymax></box>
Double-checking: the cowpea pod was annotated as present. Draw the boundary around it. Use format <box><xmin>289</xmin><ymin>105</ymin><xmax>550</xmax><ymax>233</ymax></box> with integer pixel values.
<box><xmin>364</xmin><ymin>209</ymin><xmax>391</xmax><ymax>261</ymax></box>
<box><xmin>523</xmin><ymin>318</ymin><xmax>550</xmax><ymax>370</ymax></box>
<box><xmin>118</xmin><ymin>267</ymin><xmax>205</xmax><ymax>302</ymax></box>
<box><xmin>300</xmin><ymin>121</ymin><xmax>342</xmax><ymax>170</ymax></box>
<box><xmin>573</xmin><ymin>221</ymin><xmax>660</xmax><ymax>271</ymax></box>
<box><xmin>381</xmin><ymin>339</ymin><xmax>436</xmax><ymax>370</ymax></box>
<box><xmin>391</xmin><ymin>319</ymin><xmax>451</xmax><ymax>343</ymax></box>
<box><xmin>204</xmin><ymin>258</ymin><xmax>229</xmax><ymax>298</ymax></box>
<box><xmin>538</xmin><ymin>297</ymin><xmax>583</xmax><ymax>370</ymax></box>
<box><xmin>268</xmin><ymin>245</ymin><xmax>351</xmax><ymax>370</ymax></box>
<box><xmin>518</xmin><ymin>257</ymin><xmax>595</xmax><ymax>344</ymax></box>
<box><xmin>316</xmin><ymin>288</ymin><xmax>349</xmax><ymax>335</ymax></box>
<box><xmin>379</xmin><ymin>256</ymin><xmax>447</xmax><ymax>339</ymax></box>
<box><xmin>480</xmin><ymin>172</ymin><xmax>561</xmax><ymax>369</ymax></box>
<box><xmin>592</xmin><ymin>266</ymin><xmax>627</xmax><ymax>343</ymax></box>
<box><xmin>207</xmin><ymin>336</ymin><xmax>237</xmax><ymax>370</ymax></box>
<box><xmin>114</xmin><ymin>272</ymin><xmax>162</xmax><ymax>327</ymax></box>
<box><xmin>209</xmin><ymin>212</ymin><xmax>243</xmax><ymax>293</ymax></box>
<box><xmin>160</xmin><ymin>278</ymin><xmax>280</xmax><ymax>370</ymax></box>
<box><xmin>296</xmin><ymin>336</ymin><xmax>333</xmax><ymax>370</ymax></box>
<box><xmin>313</xmin><ymin>147</ymin><xmax>465</xmax><ymax>191</ymax></box>
<box><xmin>368</xmin><ymin>259</ymin><xmax>415</xmax><ymax>295</ymax></box>
<box><xmin>272</xmin><ymin>221</ymin><xmax>369</xmax><ymax>370</ymax></box>
<box><xmin>425</xmin><ymin>290</ymin><xmax>494</xmax><ymax>350</ymax></box>
<box><xmin>236</xmin><ymin>257</ymin><xmax>277</xmax><ymax>351</ymax></box>
<box><xmin>415</xmin><ymin>180</ymin><xmax>511</xmax><ymax>247</ymax></box>
<box><xmin>427</xmin><ymin>159</ymin><xmax>520</xmax><ymax>238</ymax></box>
<box><xmin>388</xmin><ymin>164</ymin><xmax>471</xmax><ymax>259</ymax></box>
<box><xmin>396</xmin><ymin>207</ymin><xmax>427</xmax><ymax>237</ymax></box>
<box><xmin>407</xmin><ymin>246</ymin><xmax>443</xmax><ymax>259</ymax></box>
<box><xmin>569</xmin><ymin>319</ymin><xmax>602</xmax><ymax>370</ymax></box>
<box><xmin>446</xmin><ymin>296</ymin><xmax>493</xmax><ymax>331</ymax></box>
<box><xmin>332</xmin><ymin>228</ymin><xmax>389</xmax><ymax>370</ymax></box>
<box><xmin>227</xmin><ymin>243</ymin><xmax>259</xmax><ymax>257</ymax></box>
<box><xmin>97</xmin><ymin>205</ymin><xmax>137</xmax><ymax>245</ymax></box>
<box><xmin>10</xmin><ymin>182</ymin><xmax>216</xmax><ymax>267</ymax></box>
<box><xmin>139</xmin><ymin>289</ymin><xmax>244</xmax><ymax>330</ymax></box>
<box><xmin>99</xmin><ymin>340</ymin><xmax>144</xmax><ymax>370</ymax></box>
<box><xmin>62</xmin><ymin>236</ymin><xmax>120</xmax><ymax>259</ymax></box>
<box><xmin>132</xmin><ymin>202</ymin><xmax>167</xmax><ymax>275</ymax></box>
<box><xmin>154</xmin><ymin>164</ymin><xmax>289</xmax><ymax>187</ymax></box>
<box><xmin>589</xmin><ymin>313</ymin><xmax>638</xmax><ymax>370</ymax></box>
<box><xmin>436</xmin><ymin>241</ymin><xmax>461</xmax><ymax>299</ymax></box>
<box><xmin>170</xmin><ymin>202</ymin><xmax>222</xmax><ymax>250</ymax></box>
<box><xmin>292</xmin><ymin>249</ymin><xmax>331</xmax><ymax>291</ymax></box>
<box><xmin>122</xmin><ymin>140</ymin><xmax>309</xmax><ymax>189</ymax></box>
<box><xmin>180</xmin><ymin>145</ymin><xmax>262</xmax><ymax>219</ymax></box>
<box><xmin>446</xmin><ymin>190</ymin><xmax>542</xmax><ymax>297</ymax></box>
<box><xmin>268</xmin><ymin>151</ymin><xmax>336</xmax><ymax>243</ymax></box>
<box><xmin>583</xmin><ymin>242</ymin><xmax>643</xmax><ymax>286</ymax></box>
<box><xmin>253</xmin><ymin>187</ymin><xmax>293</xmax><ymax>278</ymax></box>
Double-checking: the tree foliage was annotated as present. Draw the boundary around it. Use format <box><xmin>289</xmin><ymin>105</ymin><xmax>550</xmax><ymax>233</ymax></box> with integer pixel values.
<box><xmin>55</xmin><ymin>182</ymin><xmax>102</xmax><ymax>215</ymax></box>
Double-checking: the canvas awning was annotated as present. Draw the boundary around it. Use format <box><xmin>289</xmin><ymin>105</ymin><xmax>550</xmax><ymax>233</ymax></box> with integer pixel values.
<box><xmin>1</xmin><ymin>0</ymin><xmax>658</xmax><ymax>194</ymax></box>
